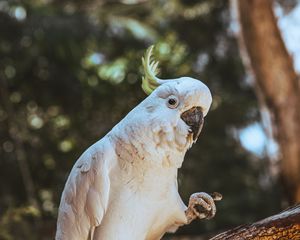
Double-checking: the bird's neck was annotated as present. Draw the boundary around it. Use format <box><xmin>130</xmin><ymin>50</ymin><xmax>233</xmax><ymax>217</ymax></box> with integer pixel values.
<box><xmin>108</xmin><ymin>121</ymin><xmax>187</xmax><ymax>170</ymax></box>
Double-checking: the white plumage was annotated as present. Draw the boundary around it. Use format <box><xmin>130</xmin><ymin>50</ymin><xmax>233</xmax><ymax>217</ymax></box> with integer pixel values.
<box><xmin>56</xmin><ymin>46</ymin><xmax>218</xmax><ymax>240</ymax></box>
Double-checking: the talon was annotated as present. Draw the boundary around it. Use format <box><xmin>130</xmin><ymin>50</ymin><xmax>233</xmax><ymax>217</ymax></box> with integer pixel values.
<box><xmin>186</xmin><ymin>192</ymin><xmax>221</xmax><ymax>223</ymax></box>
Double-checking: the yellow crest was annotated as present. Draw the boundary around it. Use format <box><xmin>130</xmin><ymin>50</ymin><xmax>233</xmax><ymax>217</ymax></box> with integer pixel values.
<box><xmin>141</xmin><ymin>45</ymin><xmax>164</xmax><ymax>95</ymax></box>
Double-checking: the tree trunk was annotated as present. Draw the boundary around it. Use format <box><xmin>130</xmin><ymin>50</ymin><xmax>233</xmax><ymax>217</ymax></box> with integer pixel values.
<box><xmin>209</xmin><ymin>205</ymin><xmax>300</xmax><ymax>240</ymax></box>
<box><xmin>234</xmin><ymin>0</ymin><xmax>300</xmax><ymax>203</ymax></box>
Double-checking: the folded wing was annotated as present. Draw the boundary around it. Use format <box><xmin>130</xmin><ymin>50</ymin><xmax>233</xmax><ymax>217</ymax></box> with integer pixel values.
<box><xmin>56</xmin><ymin>140</ymin><xmax>114</xmax><ymax>240</ymax></box>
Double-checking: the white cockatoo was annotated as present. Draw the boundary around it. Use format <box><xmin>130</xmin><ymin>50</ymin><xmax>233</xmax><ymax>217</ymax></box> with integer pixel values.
<box><xmin>56</xmin><ymin>45</ymin><xmax>221</xmax><ymax>240</ymax></box>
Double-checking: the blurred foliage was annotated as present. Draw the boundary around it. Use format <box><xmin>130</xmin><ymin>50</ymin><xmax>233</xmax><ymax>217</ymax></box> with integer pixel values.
<box><xmin>0</xmin><ymin>0</ymin><xmax>284</xmax><ymax>239</ymax></box>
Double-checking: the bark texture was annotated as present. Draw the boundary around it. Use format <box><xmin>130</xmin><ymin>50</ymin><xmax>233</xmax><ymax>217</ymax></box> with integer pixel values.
<box><xmin>236</xmin><ymin>0</ymin><xmax>300</xmax><ymax>203</ymax></box>
<box><xmin>209</xmin><ymin>205</ymin><xmax>300</xmax><ymax>240</ymax></box>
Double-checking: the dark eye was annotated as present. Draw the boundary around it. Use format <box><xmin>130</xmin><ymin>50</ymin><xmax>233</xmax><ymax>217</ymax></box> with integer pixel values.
<box><xmin>167</xmin><ymin>95</ymin><xmax>179</xmax><ymax>109</ymax></box>
<box><xmin>168</xmin><ymin>98</ymin><xmax>177</xmax><ymax>105</ymax></box>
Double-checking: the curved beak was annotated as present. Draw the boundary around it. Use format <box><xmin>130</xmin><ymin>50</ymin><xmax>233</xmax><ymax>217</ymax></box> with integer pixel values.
<box><xmin>181</xmin><ymin>107</ymin><xmax>204</xmax><ymax>141</ymax></box>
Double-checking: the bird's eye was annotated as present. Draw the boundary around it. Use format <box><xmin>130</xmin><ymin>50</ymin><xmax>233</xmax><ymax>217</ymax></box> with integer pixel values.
<box><xmin>168</xmin><ymin>98</ymin><xmax>176</xmax><ymax>105</ymax></box>
<box><xmin>167</xmin><ymin>95</ymin><xmax>179</xmax><ymax>109</ymax></box>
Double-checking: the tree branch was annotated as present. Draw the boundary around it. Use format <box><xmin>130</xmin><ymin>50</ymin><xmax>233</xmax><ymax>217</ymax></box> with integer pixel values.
<box><xmin>210</xmin><ymin>205</ymin><xmax>300</xmax><ymax>240</ymax></box>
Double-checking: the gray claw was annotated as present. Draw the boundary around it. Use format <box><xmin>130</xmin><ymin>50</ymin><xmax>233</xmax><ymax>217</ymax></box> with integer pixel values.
<box><xmin>189</xmin><ymin>192</ymin><xmax>218</xmax><ymax>220</ymax></box>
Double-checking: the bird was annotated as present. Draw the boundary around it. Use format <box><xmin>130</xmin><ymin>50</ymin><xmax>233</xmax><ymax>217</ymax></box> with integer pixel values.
<box><xmin>55</xmin><ymin>45</ymin><xmax>221</xmax><ymax>240</ymax></box>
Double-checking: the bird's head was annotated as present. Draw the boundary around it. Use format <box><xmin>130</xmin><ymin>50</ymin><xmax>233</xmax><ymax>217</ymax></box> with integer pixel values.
<box><xmin>139</xmin><ymin>46</ymin><xmax>212</xmax><ymax>152</ymax></box>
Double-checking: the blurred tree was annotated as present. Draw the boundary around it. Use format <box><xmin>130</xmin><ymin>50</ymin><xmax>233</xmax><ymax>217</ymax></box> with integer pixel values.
<box><xmin>0</xmin><ymin>0</ymin><xmax>283</xmax><ymax>239</ymax></box>
<box><xmin>234</xmin><ymin>0</ymin><xmax>300</xmax><ymax>203</ymax></box>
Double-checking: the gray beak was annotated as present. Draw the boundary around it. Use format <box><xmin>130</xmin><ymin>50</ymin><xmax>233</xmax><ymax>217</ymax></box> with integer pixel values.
<box><xmin>180</xmin><ymin>107</ymin><xmax>204</xmax><ymax>141</ymax></box>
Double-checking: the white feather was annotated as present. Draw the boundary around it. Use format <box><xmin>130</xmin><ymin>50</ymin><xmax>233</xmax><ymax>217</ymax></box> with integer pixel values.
<box><xmin>56</xmin><ymin>77</ymin><xmax>212</xmax><ymax>240</ymax></box>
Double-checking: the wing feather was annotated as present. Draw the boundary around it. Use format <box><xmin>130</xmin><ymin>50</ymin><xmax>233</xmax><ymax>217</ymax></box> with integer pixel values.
<box><xmin>56</xmin><ymin>139</ymin><xmax>115</xmax><ymax>240</ymax></box>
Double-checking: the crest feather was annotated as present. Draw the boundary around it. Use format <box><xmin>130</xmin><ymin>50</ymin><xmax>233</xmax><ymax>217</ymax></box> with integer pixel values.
<box><xmin>141</xmin><ymin>45</ymin><xmax>164</xmax><ymax>95</ymax></box>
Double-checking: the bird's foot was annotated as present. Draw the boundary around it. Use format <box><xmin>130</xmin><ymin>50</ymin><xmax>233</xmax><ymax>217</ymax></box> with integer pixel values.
<box><xmin>185</xmin><ymin>192</ymin><xmax>222</xmax><ymax>224</ymax></box>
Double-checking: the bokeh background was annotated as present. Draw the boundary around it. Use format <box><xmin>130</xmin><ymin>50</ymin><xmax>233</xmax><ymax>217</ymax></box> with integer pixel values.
<box><xmin>0</xmin><ymin>0</ymin><xmax>299</xmax><ymax>239</ymax></box>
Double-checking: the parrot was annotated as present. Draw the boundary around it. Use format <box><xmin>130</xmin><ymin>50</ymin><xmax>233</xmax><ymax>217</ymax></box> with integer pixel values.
<box><xmin>55</xmin><ymin>45</ymin><xmax>221</xmax><ymax>240</ymax></box>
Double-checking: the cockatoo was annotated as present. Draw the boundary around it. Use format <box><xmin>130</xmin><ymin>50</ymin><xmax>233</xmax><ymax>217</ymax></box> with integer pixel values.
<box><xmin>56</xmin><ymin>45</ymin><xmax>221</xmax><ymax>240</ymax></box>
